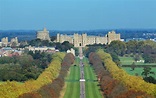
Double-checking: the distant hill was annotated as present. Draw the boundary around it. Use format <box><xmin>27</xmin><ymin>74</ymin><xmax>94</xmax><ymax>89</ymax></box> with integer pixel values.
<box><xmin>0</xmin><ymin>29</ymin><xmax>156</xmax><ymax>41</ymax></box>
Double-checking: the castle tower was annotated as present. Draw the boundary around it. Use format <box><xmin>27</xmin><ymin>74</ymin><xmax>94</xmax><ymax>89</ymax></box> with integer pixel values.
<box><xmin>37</xmin><ymin>28</ymin><xmax>51</xmax><ymax>41</ymax></box>
<box><xmin>74</xmin><ymin>33</ymin><xmax>79</xmax><ymax>47</ymax></box>
<box><xmin>82</xmin><ymin>33</ymin><xmax>87</xmax><ymax>47</ymax></box>
<box><xmin>43</xmin><ymin>28</ymin><xmax>47</xmax><ymax>32</ymax></box>
<box><xmin>57</xmin><ymin>33</ymin><xmax>60</xmax><ymax>42</ymax></box>
<box><xmin>1</xmin><ymin>37</ymin><xmax>8</xmax><ymax>46</ymax></box>
<box><xmin>107</xmin><ymin>31</ymin><xmax>120</xmax><ymax>44</ymax></box>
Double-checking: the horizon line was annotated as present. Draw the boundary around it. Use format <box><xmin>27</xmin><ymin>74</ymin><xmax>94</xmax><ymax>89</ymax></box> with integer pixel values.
<box><xmin>0</xmin><ymin>28</ymin><xmax>156</xmax><ymax>31</ymax></box>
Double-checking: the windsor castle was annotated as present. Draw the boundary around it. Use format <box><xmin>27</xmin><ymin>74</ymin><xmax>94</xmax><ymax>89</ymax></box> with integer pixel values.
<box><xmin>37</xmin><ymin>28</ymin><xmax>121</xmax><ymax>47</ymax></box>
<box><xmin>57</xmin><ymin>31</ymin><xmax>120</xmax><ymax>47</ymax></box>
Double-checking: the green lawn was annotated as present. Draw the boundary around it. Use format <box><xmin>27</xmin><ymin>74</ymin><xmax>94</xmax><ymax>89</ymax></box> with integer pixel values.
<box><xmin>84</xmin><ymin>58</ymin><xmax>103</xmax><ymax>98</ymax></box>
<box><xmin>119</xmin><ymin>56</ymin><xmax>135</xmax><ymax>65</ymax></box>
<box><xmin>64</xmin><ymin>57</ymin><xmax>103</xmax><ymax>98</ymax></box>
<box><xmin>63</xmin><ymin>58</ymin><xmax>80</xmax><ymax>98</ymax></box>
<box><xmin>119</xmin><ymin>56</ymin><xmax>156</xmax><ymax>65</ymax></box>
<box><xmin>122</xmin><ymin>67</ymin><xmax>156</xmax><ymax>78</ymax></box>
<box><xmin>82</xmin><ymin>57</ymin><xmax>89</xmax><ymax>66</ymax></box>
<box><xmin>120</xmin><ymin>56</ymin><xmax>156</xmax><ymax>78</ymax></box>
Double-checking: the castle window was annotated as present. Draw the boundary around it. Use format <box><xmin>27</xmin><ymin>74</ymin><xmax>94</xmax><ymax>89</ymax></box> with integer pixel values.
<box><xmin>79</xmin><ymin>43</ymin><xmax>82</xmax><ymax>46</ymax></box>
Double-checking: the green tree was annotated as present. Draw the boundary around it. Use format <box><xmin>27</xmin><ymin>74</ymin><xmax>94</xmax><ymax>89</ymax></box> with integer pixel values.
<box><xmin>137</xmin><ymin>41</ymin><xmax>145</xmax><ymax>54</ymax></box>
<box><xmin>131</xmin><ymin>62</ymin><xmax>136</xmax><ymax>71</ymax></box>
<box><xmin>134</xmin><ymin>54</ymin><xmax>140</xmax><ymax>61</ymax></box>
<box><xmin>110</xmin><ymin>53</ymin><xmax>121</xmax><ymax>66</ymax></box>
<box><xmin>126</xmin><ymin>40</ymin><xmax>138</xmax><ymax>54</ymax></box>
<box><xmin>107</xmin><ymin>40</ymin><xmax>126</xmax><ymax>56</ymax></box>
<box><xmin>61</xmin><ymin>41</ymin><xmax>73</xmax><ymax>51</ymax></box>
<box><xmin>18</xmin><ymin>54</ymin><xmax>34</xmax><ymax>68</ymax></box>
<box><xmin>50</xmin><ymin>36</ymin><xmax>56</xmax><ymax>41</ymax></box>
<box><xmin>141</xmin><ymin>66</ymin><xmax>155</xmax><ymax>78</ymax></box>
<box><xmin>29</xmin><ymin>38</ymin><xmax>42</xmax><ymax>46</ymax></box>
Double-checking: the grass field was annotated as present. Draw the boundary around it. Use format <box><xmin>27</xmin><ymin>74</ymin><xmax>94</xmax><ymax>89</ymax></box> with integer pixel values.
<box><xmin>119</xmin><ymin>56</ymin><xmax>156</xmax><ymax>65</ymax></box>
<box><xmin>63</xmin><ymin>58</ymin><xmax>80</xmax><ymax>98</ymax></box>
<box><xmin>120</xmin><ymin>56</ymin><xmax>156</xmax><ymax>78</ymax></box>
<box><xmin>83</xmin><ymin>58</ymin><xmax>103</xmax><ymax>98</ymax></box>
<box><xmin>122</xmin><ymin>67</ymin><xmax>156</xmax><ymax>78</ymax></box>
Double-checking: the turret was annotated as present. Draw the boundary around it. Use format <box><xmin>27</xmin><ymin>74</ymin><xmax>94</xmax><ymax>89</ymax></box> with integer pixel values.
<box><xmin>57</xmin><ymin>33</ymin><xmax>60</xmax><ymax>42</ymax></box>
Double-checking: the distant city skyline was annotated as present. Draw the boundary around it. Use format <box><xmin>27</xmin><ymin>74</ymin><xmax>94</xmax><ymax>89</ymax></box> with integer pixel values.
<box><xmin>0</xmin><ymin>0</ymin><xmax>156</xmax><ymax>30</ymax></box>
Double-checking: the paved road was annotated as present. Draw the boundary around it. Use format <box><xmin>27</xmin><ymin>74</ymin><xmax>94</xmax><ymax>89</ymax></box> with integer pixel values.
<box><xmin>79</xmin><ymin>47</ymin><xmax>85</xmax><ymax>98</ymax></box>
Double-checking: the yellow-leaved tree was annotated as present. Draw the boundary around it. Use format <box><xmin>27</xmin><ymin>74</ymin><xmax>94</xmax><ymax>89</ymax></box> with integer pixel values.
<box><xmin>0</xmin><ymin>52</ymin><xmax>65</xmax><ymax>98</ymax></box>
<box><xmin>96</xmin><ymin>49</ymin><xmax>156</xmax><ymax>97</ymax></box>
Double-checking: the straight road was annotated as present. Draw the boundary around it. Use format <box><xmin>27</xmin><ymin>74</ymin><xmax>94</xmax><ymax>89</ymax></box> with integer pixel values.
<box><xmin>64</xmin><ymin>47</ymin><xmax>102</xmax><ymax>98</ymax></box>
<box><xmin>79</xmin><ymin>47</ymin><xmax>85</xmax><ymax>98</ymax></box>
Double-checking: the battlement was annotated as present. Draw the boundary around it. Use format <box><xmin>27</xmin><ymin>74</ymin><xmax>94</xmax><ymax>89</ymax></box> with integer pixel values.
<box><xmin>57</xmin><ymin>31</ymin><xmax>120</xmax><ymax>47</ymax></box>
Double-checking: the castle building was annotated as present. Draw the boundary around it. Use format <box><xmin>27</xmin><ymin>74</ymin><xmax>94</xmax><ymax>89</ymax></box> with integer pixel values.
<box><xmin>1</xmin><ymin>37</ymin><xmax>19</xmax><ymax>47</ymax></box>
<box><xmin>107</xmin><ymin>31</ymin><xmax>121</xmax><ymax>44</ymax></box>
<box><xmin>1</xmin><ymin>37</ymin><xmax>8</xmax><ymax>46</ymax></box>
<box><xmin>57</xmin><ymin>31</ymin><xmax>120</xmax><ymax>47</ymax></box>
<box><xmin>37</xmin><ymin>28</ymin><xmax>51</xmax><ymax>41</ymax></box>
<box><xmin>10</xmin><ymin>37</ymin><xmax>18</xmax><ymax>46</ymax></box>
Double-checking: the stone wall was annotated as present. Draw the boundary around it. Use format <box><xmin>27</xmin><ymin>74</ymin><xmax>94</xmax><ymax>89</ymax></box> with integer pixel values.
<box><xmin>57</xmin><ymin>31</ymin><xmax>121</xmax><ymax>47</ymax></box>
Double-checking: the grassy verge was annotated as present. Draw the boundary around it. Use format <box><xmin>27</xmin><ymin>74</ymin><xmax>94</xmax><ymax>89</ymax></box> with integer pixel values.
<box><xmin>84</xmin><ymin>58</ymin><xmax>103</xmax><ymax>98</ymax></box>
<box><xmin>122</xmin><ymin>67</ymin><xmax>156</xmax><ymax>78</ymax></box>
<box><xmin>63</xmin><ymin>58</ymin><xmax>80</xmax><ymax>98</ymax></box>
<box><xmin>119</xmin><ymin>56</ymin><xmax>156</xmax><ymax>65</ymax></box>
<box><xmin>120</xmin><ymin>56</ymin><xmax>156</xmax><ymax>78</ymax></box>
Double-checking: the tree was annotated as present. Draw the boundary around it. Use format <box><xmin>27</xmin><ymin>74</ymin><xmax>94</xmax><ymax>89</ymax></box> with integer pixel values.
<box><xmin>61</xmin><ymin>41</ymin><xmax>73</xmax><ymax>51</ymax></box>
<box><xmin>107</xmin><ymin>40</ymin><xmax>126</xmax><ymax>56</ymax></box>
<box><xmin>143</xmin><ymin>76</ymin><xmax>156</xmax><ymax>84</ymax></box>
<box><xmin>141</xmin><ymin>66</ymin><xmax>155</xmax><ymax>78</ymax></box>
<box><xmin>110</xmin><ymin>53</ymin><xmax>121</xmax><ymax>66</ymax></box>
<box><xmin>126</xmin><ymin>40</ymin><xmax>138</xmax><ymax>54</ymax></box>
<box><xmin>41</xmin><ymin>40</ymin><xmax>49</xmax><ymax>46</ymax></box>
<box><xmin>19</xmin><ymin>41</ymin><xmax>28</xmax><ymax>48</ymax></box>
<box><xmin>50</xmin><ymin>36</ymin><xmax>56</xmax><ymax>42</ymax></box>
<box><xmin>84</xmin><ymin>45</ymin><xmax>104</xmax><ymax>57</ymax></box>
<box><xmin>134</xmin><ymin>54</ymin><xmax>140</xmax><ymax>61</ymax></box>
<box><xmin>131</xmin><ymin>62</ymin><xmax>136</xmax><ymax>71</ymax></box>
<box><xmin>137</xmin><ymin>41</ymin><xmax>145</xmax><ymax>54</ymax></box>
<box><xmin>18</xmin><ymin>54</ymin><xmax>34</xmax><ymax>68</ymax></box>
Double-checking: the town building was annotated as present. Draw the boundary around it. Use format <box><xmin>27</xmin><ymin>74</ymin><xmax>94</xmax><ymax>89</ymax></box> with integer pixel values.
<box><xmin>57</xmin><ymin>31</ymin><xmax>120</xmax><ymax>47</ymax></box>
<box><xmin>0</xmin><ymin>47</ymin><xmax>22</xmax><ymax>57</ymax></box>
<box><xmin>67</xmin><ymin>48</ymin><xmax>75</xmax><ymax>56</ymax></box>
<box><xmin>25</xmin><ymin>46</ymin><xmax>58</xmax><ymax>53</ymax></box>
<box><xmin>37</xmin><ymin>28</ymin><xmax>51</xmax><ymax>41</ymax></box>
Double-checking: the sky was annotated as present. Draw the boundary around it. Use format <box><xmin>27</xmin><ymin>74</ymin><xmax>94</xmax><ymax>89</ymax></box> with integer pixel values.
<box><xmin>0</xmin><ymin>0</ymin><xmax>156</xmax><ymax>30</ymax></box>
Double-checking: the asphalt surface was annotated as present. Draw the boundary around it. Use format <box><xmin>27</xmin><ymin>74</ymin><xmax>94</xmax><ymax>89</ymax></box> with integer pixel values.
<box><xmin>79</xmin><ymin>47</ymin><xmax>85</xmax><ymax>98</ymax></box>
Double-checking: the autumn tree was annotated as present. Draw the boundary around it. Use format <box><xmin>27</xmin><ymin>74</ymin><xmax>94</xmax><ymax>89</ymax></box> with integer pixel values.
<box><xmin>131</xmin><ymin>62</ymin><xmax>136</xmax><ymax>71</ymax></box>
